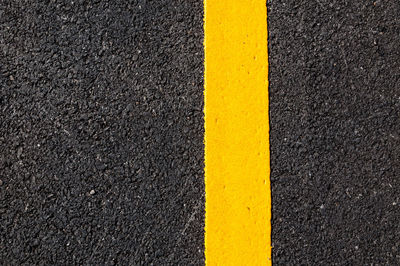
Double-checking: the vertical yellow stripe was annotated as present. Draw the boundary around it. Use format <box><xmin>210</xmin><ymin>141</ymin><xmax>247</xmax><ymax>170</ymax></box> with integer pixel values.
<box><xmin>204</xmin><ymin>0</ymin><xmax>271</xmax><ymax>265</ymax></box>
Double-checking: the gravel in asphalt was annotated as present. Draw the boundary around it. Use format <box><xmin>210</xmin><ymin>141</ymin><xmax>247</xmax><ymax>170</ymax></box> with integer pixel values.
<box><xmin>0</xmin><ymin>1</ymin><xmax>204</xmax><ymax>264</ymax></box>
<box><xmin>268</xmin><ymin>0</ymin><xmax>400</xmax><ymax>264</ymax></box>
<box><xmin>1</xmin><ymin>0</ymin><xmax>400</xmax><ymax>264</ymax></box>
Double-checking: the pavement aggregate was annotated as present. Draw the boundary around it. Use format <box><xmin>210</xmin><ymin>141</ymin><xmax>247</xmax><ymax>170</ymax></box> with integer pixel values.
<box><xmin>268</xmin><ymin>0</ymin><xmax>400</xmax><ymax>264</ymax></box>
<box><xmin>0</xmin><ymin>0</ymin><xmax>204</xmax><ymax>264</ymax></box>
<box><xmin>1</xmin><ymin>0</ymin><xmax>400</xmax><ymax>265</ymax></box>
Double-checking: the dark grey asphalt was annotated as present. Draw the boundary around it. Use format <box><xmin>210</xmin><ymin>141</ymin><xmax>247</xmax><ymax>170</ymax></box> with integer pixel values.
<box><xmin>0</xmin><ymin>0</ymin><xmax>204</xmax><ymax>264</ymax></box>
<box><xmin>268</xmin><ymin>0</ymin><xmax>400</xmax><ymax>264</ymax></box>
<box><xmin>1</xmin><ymin>0</ymin><xmax>400</xmax><ymax>265</ymax></box>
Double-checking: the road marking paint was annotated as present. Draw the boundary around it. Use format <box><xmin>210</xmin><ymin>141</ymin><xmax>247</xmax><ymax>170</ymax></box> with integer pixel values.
<box><xmin>204</xmin><ymin>0</ymin><xmax>271</xmax><ymax>265</ymax></box>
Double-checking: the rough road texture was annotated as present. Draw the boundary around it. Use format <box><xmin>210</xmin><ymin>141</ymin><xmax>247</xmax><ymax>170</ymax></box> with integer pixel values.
<box><xmin>0</xmin><ymin>0</ymin><xmax>204</xmax><ymax>264</ymax></box>
<box><xmin>2</xmin><ymin>0</ymin><xmax>400</xmax><ymax>265</ymax></box>
<box><xmin>268</xmin><ymin>0</ymin><xmax>400</xmax><ymax>264</ymax></box>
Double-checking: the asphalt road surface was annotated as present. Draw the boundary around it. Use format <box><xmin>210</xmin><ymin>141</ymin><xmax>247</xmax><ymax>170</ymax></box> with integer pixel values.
<box><xmin>1</xmin><ymin>1</ymin><xmax>204</xmax><ymax>264</ymax></box>
<box><xmin>268</xmin><ymin>0</ymin><xmax>400</xmax><ymax>264</ymax></box>
<box><xmin>0</xmin><ymin>0</ymin><xmax>399</xmax><ymax>265</ymax></box>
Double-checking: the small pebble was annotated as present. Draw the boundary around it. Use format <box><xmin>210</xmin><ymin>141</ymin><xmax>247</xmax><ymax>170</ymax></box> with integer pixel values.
<box><xmin>89</xmin><ymin>189</ymin><xmax>95</xmax><ymax>195</ymax></box>
<box><xmin>0</xmin><ymin>179</ymin><xmax>3</xmax><ymax>186</ymax></box>
<box><xmin>17</xmin><ymin>147</ymin><xmax>23</xmax><ymax>159</ymax></box>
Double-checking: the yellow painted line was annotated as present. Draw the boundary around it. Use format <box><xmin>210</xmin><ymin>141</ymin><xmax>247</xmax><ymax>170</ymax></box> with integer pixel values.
<box><xmin>204</xmin><ymin>0</ymin><xmax>271</xmax><ymax>265</ymax></box>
